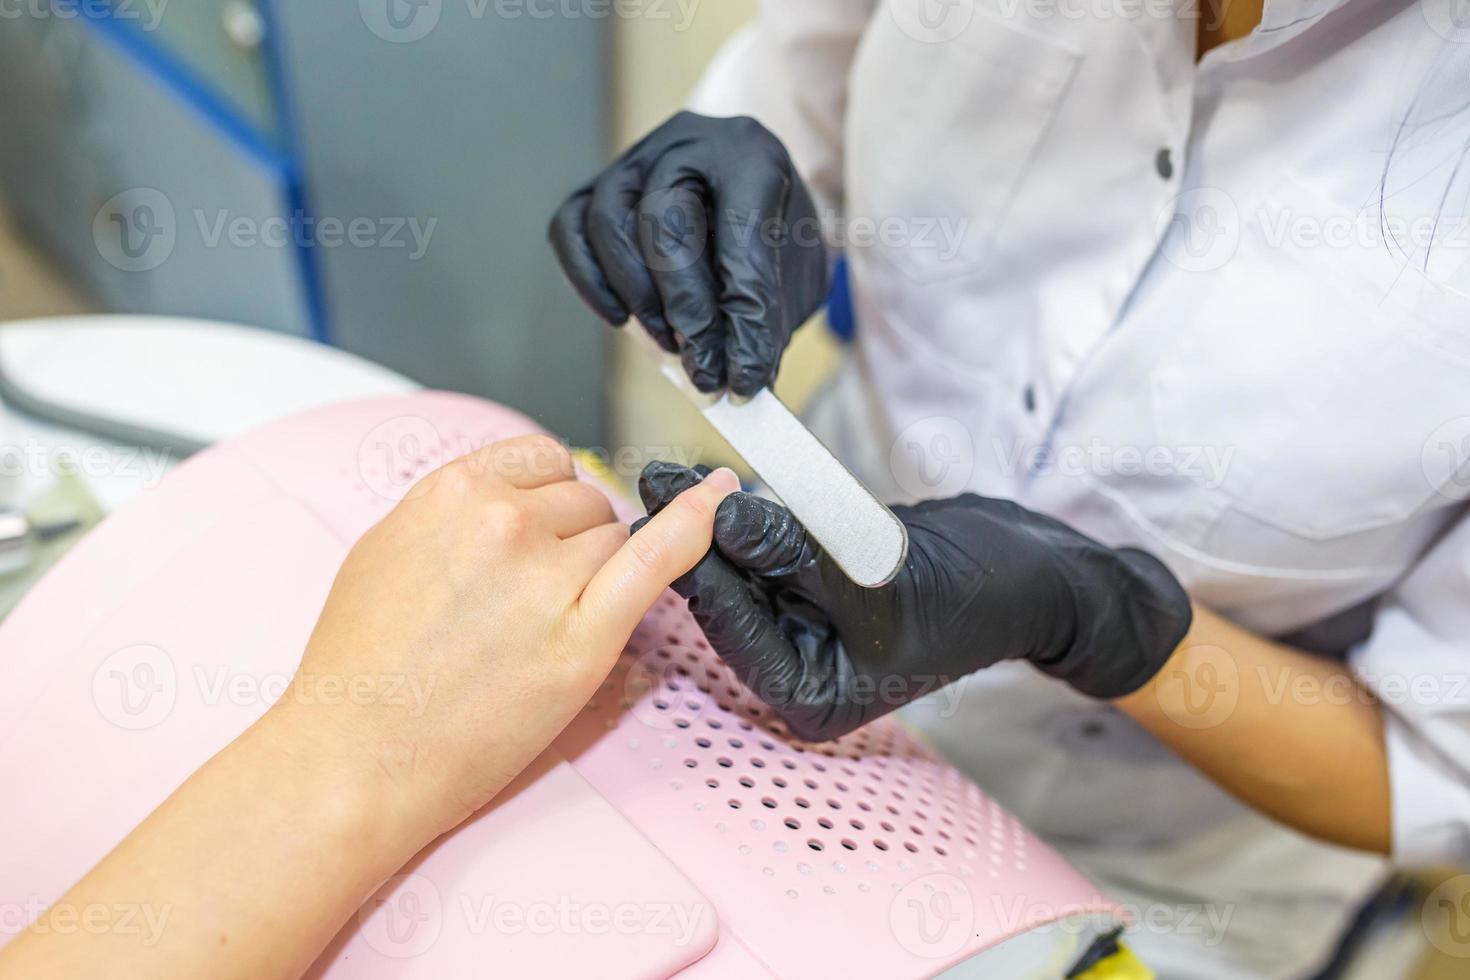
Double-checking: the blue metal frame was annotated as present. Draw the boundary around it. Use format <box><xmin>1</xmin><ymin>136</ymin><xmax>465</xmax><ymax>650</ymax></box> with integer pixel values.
<box><xmin>827</xmin><ymin>256</ymin><xmax>856</xmax><ymax>343</ymax></box>
<box><xmin>75</xmin><ymin>1</ymin><xmax>331</xmax><ymax>343</ymax></box>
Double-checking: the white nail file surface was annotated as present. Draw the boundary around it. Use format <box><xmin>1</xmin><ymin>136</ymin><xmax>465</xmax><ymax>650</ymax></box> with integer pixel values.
<box><xmin>636</xmin><ymin>328</ymin><xmax>908</xmax><ymax>588</ymax></box>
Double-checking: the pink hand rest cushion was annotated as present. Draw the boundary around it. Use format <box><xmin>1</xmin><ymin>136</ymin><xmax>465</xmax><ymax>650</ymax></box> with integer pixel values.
<box><xmin>0</xmin><ymin>393</ymin><xmax>1126</xmax><ymax>978</ymax></box>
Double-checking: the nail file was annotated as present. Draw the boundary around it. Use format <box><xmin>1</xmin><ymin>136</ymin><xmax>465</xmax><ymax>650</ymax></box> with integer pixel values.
<box><xmin>635</xmin><ymin>326</ymin><xmax>908</xmax><ymax>588</ymax></box>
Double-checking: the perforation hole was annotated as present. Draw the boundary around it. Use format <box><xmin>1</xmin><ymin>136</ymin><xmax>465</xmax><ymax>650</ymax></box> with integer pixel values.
<box><xmin>785</xmin><ymin>817</ymin><xmax>801</xmax><ymax>830</ymax></box>
<box><xmin>807</xmin><ymin>839</ymin><xmax>824</xmax><ymax>852</ymax></box>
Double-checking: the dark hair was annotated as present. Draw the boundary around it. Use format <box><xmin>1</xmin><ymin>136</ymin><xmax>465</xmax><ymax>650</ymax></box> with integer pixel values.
<box><xmin>1381</xmin><ymin>43</ymin><xmax>1470</xmax><ymax>271</ymax></box>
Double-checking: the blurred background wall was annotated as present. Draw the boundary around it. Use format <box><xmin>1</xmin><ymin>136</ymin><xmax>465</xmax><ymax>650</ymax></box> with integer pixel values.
<box><xmin>0</xmin><ymin>0</ymin><xmax>836</xmax><ymax>481</ymax></box>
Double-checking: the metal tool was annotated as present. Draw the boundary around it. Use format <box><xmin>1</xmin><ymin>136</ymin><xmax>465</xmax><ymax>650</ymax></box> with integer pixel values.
<box><xmin>635</xmin><ymin>326</ymin><xmax>908</xmax><ymax>588</ymax></box>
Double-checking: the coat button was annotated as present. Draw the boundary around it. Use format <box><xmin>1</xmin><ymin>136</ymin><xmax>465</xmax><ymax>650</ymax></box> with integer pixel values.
<box><xmin>1023</xmin><ymin>385</ymin><xmax>1037</xmax><ymax>413</ymax></box>
<box><xmin>1155</xmin><ymin>147</ymin><xmax>1174</xmax><ymax>180</ymax></box>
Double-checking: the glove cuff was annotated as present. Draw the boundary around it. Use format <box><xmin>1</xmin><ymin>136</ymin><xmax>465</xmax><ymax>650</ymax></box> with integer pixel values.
<box><xmin>1033</xmin><ymin>546</ymin><xmax>1192</xmax><ymax>699</ymax></box>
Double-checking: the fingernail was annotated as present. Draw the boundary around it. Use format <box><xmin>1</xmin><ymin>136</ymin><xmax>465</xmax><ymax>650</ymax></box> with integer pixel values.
<box><xmin>704</xmin><ymin>467</ymin><xmax>740</xmax><ymax>493</ymax></box>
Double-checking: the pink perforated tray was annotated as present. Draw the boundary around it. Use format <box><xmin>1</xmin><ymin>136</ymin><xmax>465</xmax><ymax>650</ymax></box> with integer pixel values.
<box><xmin>0</xmin><ymin>393</ymin><xmax>1125</xmax><ymax>977</ymax></box>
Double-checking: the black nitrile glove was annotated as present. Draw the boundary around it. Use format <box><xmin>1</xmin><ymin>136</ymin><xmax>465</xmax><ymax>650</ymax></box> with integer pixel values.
<box><xmin>548</xmin><ymin>111</ymin><xmax>829</xmax><ymax>396</ymax></box>
<box><xmin>637</xmin><ymin>462</ymin><xmax>1192</xmax><ymax>743</ymax></box>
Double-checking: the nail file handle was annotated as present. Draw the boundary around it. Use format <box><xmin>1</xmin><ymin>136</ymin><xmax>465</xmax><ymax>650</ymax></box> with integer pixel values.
<box><xmin>634</xmin><ymin>327</ymin><xmax>908</xmax><ymax>588</ymax></box>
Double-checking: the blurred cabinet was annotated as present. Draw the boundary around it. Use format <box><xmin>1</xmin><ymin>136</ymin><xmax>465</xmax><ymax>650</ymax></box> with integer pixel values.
<box><xmin>0</xmin><ymin>1</ymin><xmax>609</xmax><ymax>445</ymax></box>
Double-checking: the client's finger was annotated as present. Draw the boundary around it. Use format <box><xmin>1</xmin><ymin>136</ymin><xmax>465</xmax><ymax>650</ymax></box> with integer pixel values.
<box><xmin>561</xmin><ymin>521</ymin><xmax>630</xmax><ymax>582</ymax></box>
<box><xmin>575</xmin><ymin>468</ymin><xmax>740</xmax><ymax>640</ymax></box>
<box><xmin>528</xmin><ymin>479</ymin><xmax>617</xmax><ymax>538</ymax></box>
<box><xmin>466</xmin><ymin>434</ymin><xmax>575</xmax><ymax>490</ymax></box>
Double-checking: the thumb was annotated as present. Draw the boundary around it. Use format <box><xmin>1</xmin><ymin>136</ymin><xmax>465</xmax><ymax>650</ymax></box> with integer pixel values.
<box><xmin>575</xmin><ymin>467</ymin><xmax>741</xmax><ymax>640</ymax></box>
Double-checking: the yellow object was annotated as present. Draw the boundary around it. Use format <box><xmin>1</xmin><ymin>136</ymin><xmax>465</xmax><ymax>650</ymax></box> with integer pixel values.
<box><xmin>572</xmin><ymin>448</ymin><xmax>633</xmax><ymax>501</ymax></box>
<box><xmin>1077</xmin><ymin>943</ymin><xmax>1153</xmax><ymax>980</ymax></box>
<box><xmin>571</xmin><ymin>451</ymin><xmax>1154</xmax><ymax>980</ymax></box>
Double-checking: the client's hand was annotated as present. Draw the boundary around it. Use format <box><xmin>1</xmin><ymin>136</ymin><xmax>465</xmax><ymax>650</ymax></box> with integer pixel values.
<box><xmin>279</xmin><ymin>434</ymin><xmax>741</xmax><ymax>840</ymax></box>
<box><xmin>0</xmin><ymin>435</ymin><xmax>738</xmax><ymax>980</ymax></box>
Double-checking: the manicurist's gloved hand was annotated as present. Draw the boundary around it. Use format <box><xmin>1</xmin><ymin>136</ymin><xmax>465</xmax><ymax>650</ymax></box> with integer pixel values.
<box><xmin>639</xmin><ymin>462</ymin><xmax>1193</xmax><ymax>742</ymax></box>
<box><xmin>549</xmin><ymin>111</ymin><xmax>830</xmax><ymax>396</ymax></box>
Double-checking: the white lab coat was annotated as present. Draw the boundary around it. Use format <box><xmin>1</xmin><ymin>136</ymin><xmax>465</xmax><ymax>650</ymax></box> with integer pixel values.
<box><xmin>691</xmin><ymin>1</ymin><xmax>1470</xmax><ymax>976</ymax></box>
